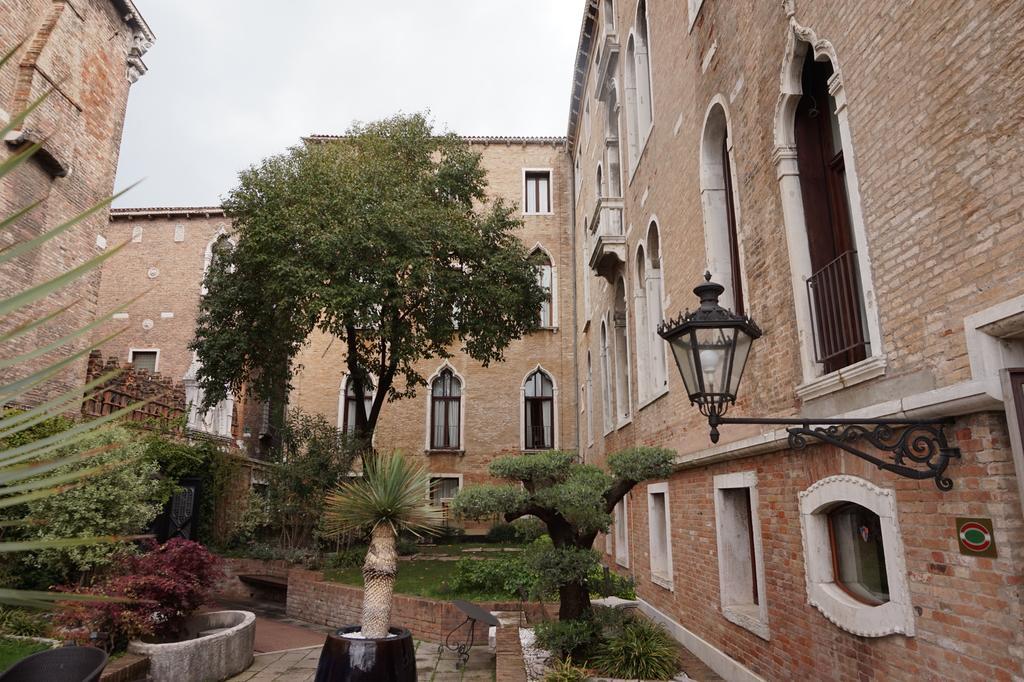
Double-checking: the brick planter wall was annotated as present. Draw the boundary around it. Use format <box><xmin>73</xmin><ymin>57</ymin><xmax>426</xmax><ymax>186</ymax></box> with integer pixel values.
<box><xmin>214</xmin><ymin>557</ymin><xmax>295</xmax><ymax>601</ymax></box>
<box><xmin>286</xmin><ymin>569</ymin><xmax>548</xmax><ymax>644</ymax></box>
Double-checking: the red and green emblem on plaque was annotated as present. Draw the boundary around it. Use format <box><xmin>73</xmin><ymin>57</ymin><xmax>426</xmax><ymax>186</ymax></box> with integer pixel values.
<box><xmin>956</xmin><ymin>517</ymin><xmax>997</xmax><ymax>558</ymax></box>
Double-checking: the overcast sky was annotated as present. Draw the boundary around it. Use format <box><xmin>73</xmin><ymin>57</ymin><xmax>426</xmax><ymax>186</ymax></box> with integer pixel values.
<box><xmin>113</xmin><ymin>1</ymin><xmax>583</xmax><ymax>208</ymax></box>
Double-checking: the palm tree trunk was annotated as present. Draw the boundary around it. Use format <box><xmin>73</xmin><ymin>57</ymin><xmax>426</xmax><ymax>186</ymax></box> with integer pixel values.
<box><xmin>360</xmin><ymin>523</ymin><xmax>397</xmax><ymax>638</ymax></box>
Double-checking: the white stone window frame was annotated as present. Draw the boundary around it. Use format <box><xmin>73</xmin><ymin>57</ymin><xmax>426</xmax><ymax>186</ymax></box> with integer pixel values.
<box><xmin>530</xmin><ymin>242</ymin><xmax>559</xmax><ymax>330</ymax></box>
<box><xmin>423</xmin><ymin>362</ymin><xmax>467</xmax><ymax>453</ymax></box>
<box><xmin>700</xmin><ymin>96</ymin><xmax>749</xmax><ymax>314</ymax></box>
<box><xmin>426</xmin><ymin>473</ymin><xmax>463</xmax><ymax>503</ymax></box>
<box><xmin>522</xmin><ymin>168</ymin><xmax>555</xmax><ymax>216</ymax></box>
<box><xmin>128</xmin><ymin>348</ymin><xmax>160</xmax><ymax>373</ymax></box>
<box><xmin>713</xmin><ymin>471</ymin><xmax>769</xmax><ymax>640</ymax></box>
<box><xmin>646</xmin><ymin>482</ymin><xmax>673</xmax><ymax>590</ymax></box>
<box><xmin>518</xmin><ymin>364</ymin><xmax>559</xmax><ymax>452</ymax></box>
<box><xmin>613</xmin><ymin>496</ymin><xmax>630</xmax><ymax>568</ymax></box>
<box><xmin>624</xmin><ymin>2</ymin><xmax>655</xmax><ymax>185</ymax></box>
<box><xmin>773</xmin><ymin>20</ymin><xmax>886</xmax><ymax>401</ymax></box>
<box><xmin>635</xmin><ymin>219</ymin><xmax>669</xmax><ymax>409</ymax></box>
<box><xmin>798</xmin><ymin>475</ymin><xmax>914</xmax><ymax>638</ymax></box>
<box><xmin>201</xmin><ymin>226</ymin><xmax>237</xmax><ymax>295</ymax></box>
<box><xmin>338</xmin><ymin>372</ymin><xmax>377</xmax><ymax>433</ymax></box>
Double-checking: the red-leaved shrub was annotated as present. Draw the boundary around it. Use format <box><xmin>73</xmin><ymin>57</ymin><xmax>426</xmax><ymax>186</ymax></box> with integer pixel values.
<box><xmin>56</xmin><ymin>539</ymin><xmax>221</xmax><ymax>651</ymax></box>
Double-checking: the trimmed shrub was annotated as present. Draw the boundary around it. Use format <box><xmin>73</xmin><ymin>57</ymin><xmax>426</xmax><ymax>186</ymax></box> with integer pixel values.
<box><xmin>590</xmin><ymin>619</ymin><xmax>680</xmax><ymax>680</ymax></box>
<box><xmin>447</xmin><ymin>556</ymin><xmax>536</xmax><ymax>598</ymax></box>
<box><xmin>56</xmin><ymin>539</ymin><xmax>221</xmax><ymax>652</ymax></box>
<box><xmin>587</xmin><ymin>565</ymin><xmax>636</xmax><ymax>599</ymax></box>
<box><xmin>533</xmin><ymin>618</ymin><xmax>599</xmax><ymax>660</ymax></box>
<box><xmin>486</xmin><ymin>516</ymin><xmax>545</xmax><ymax>544</ymax></box>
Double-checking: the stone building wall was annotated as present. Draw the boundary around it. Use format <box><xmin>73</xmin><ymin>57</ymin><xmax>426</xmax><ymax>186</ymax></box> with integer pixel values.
<box><xmin>0</xmin><ymin>0</ymin><xmax>152</xmax><ymax>404</ymax></box>
<box><xmin>570</xmin><ymin>0</ymin><xmax>1024</xmax><ymax>679</ymax></box>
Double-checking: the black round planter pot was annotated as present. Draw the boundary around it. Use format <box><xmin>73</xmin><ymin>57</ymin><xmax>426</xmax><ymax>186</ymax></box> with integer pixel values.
<box><xmin>314</xmin><ymin>626</ymin><xmax>417</xmax><ymax>682</ymax></box>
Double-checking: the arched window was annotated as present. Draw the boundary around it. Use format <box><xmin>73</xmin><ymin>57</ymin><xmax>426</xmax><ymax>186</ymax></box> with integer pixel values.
<box><xmin>701</xmin><ymin>101</ymin><xmax>744</xmax><ymax>313</ymax></box>
<box><xmin>633</xmin><ymin>0</ymin><xmax>653</xmax><ymax>135</ymax></box>
<box><xmin>430</xmin><ymin>369</ymin><xmax>462</xmax><ymax>450</ymax></box>
<box><xmin>633</xmin><ymin>245</ymin><xmax>651</xmax><ymax>401</ymax></box>
<box><xmin>624</xmin><ymin>36</ymin><xmax>640</xmax><ymax>165</ymax></box>
<box><xmin>600</xmin><ymin>321</ymin><xmax>614</xmax><ymax>431</ymax></box>
<box><xmin>775</xmin><ymin>28</ymin><xmax>882</xmax><ymax>390</ymax></box>
<box><xmin>340</xmin><ymin>375</ymin><xmax>373</xmax><ymax>435</ymax></box>
<box><xmin>596</xmin><ymin>165</ymin><xmax>603</xmax><ymax>199</ymax></box>
<box><xmin>644</xmin><ymin>223</ymin><xmax>667</xmax><ymax>392</ymax></box>
<box><xmin>532</xmin><ymin>249</ymin><xmax>554</xmax><ymax>327</ymax></box>
<box><xmin>605</xmin><ymin>89</ymin><xmax>622</xmax><ymax>199</ymax></box>
<box><xmin>523</xmin><ymin>369</ymin><xmax>554</xmax><ymax>450</ymax></box>
<box><xmin>586</xmin><ymin>352</ymin><xmax>594</xmax><ymax>446</ymax></box>
<box><xmin>794</xmin><ymin>54</ymin><xmax>867</xmax><ymax>374</ymax></box>
<box><xmin>603</xmin><ymin>0</ymin><xmax>615</xmax><ymax>32</ymax></box>
<box><xmin>613</xmin><ymin>277</ymin><xmax>631</xmax><ymax>422</ymax></box>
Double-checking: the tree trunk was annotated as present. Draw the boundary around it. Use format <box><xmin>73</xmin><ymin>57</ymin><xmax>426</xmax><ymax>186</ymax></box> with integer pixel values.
<box><xmin>360</xmin><ymin>523</ymin><xmax>398</xmax><ymax>638</ymax></box>
<box><xmin>558</xmin><ymin>580</ymin><xmax>592</xmax><ymax>621</ymax></box>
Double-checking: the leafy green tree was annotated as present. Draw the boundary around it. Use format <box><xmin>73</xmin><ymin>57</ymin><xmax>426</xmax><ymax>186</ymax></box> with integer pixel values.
<box><xmin>191</xmin><ymin>113</ymin><xmax>546</xmax><ymax>443</ymax></box>
<box><xmin>451</xmin><ymin>448</ymin><xmax>675</xmax><ymax>621</ymax></box>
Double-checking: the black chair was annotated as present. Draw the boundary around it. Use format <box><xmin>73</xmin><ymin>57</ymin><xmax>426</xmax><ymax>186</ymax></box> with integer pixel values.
<box><xmin>0</xmin><ymin>645</ymin><xmax>108</xmax><ymax>682</ymax></box>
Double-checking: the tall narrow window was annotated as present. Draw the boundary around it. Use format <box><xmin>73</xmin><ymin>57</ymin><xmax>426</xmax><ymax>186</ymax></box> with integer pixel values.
<box><xmin>523</xmin><ymin>369</ymin><xmax>554</xmax><ymax>449</ymax></box>
<box><xmin>644</xmin><ymin>224</ymin><xmax>667</xmax><ymax>392</ymax></box>
<box><xmin>341</xmin><ymin>376</ymin><xmax>374</xmax><ymax>434</ymax></box>
<box><xmin>614</xmin><ymin>498</ymin><xmax>629</xmax><ymax>567</ymax></box>
<box><xmin>633</xmin><ymin>246</ymin><xmax>651</xmax><ymax>401</ymax></box>
<box><xmin>532</xmin><ymin>249</ymin><xmax>554</xmax><ymax>327</ymax></box>
<box><xmin>714</xmin><ymin>472</ymin><xmax>768</xmax><ymax>639</ymax></box>
<box><xmin>586</xmin><ymin>352</ymin><xmax>594</xmax><ymax>446</ymax></box>
<box><xmin>700</xmin><ymin>103</ymin><xmax>744</xmax><ymax>313</ymax></box>
<box><xmin>524</xmin><ymin>171</ymin><xmax>551</xmax><ymax>214</ymax></box>
<box><xmin>633</xmin><ymin>0</ymin><xmax>653</xmax><ymax>136</ymax></box>
<box><xmin>600</xmin><ymin>321</ymin><xmax>614</xmax><ymax>432</ymax></box>
<box><xmin>795</xmin><ymin>55</ymin><xmax>867</xmax><ymax>374</ymax></box>
<box><xmin>430</xmin><ymin>476</ymin><xmax>461</xmax><ymax>526</ymax></box>
<box><xmin>647</xmin><ymin>483</ymin><xmax>672</xmax><ymax>588</ymax></box>
<box><xmin>430</xmin><ymin>369</ymin><xmax>462</xmax><ymax>450</ymax></box>
<box><xmin>613</xmin><ymin>278</ymin><xmax>631</xmax><ymax>422</ymax></box>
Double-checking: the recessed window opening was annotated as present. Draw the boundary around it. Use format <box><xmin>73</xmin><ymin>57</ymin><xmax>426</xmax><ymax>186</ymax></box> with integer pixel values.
<box><xmin>524</xmin><ymin>369</ymin><xmax>554</xmax><ymax>449</ymax></box>
<box><xmin>430</xmin><ymin>369</ymin><xmax>462</xmax><ymax>450</ymax></box>
<box><xmin>795</xmin><ymin>55</ymin><xmax>868</xmax><ymax>374</ymax></box>
<box><xmin>613</xmin><ymin>278</ymin><xmax>631</xmax><ymax>421</ymax></box>
<box><xmin>647</xmin><ymin>485</ymin><xmax>672</xmax><ymax>586</ymax></box>
<box><xmin>524</xmin><ymin>171</ymin><xmax>551</xmax><ymax>214</ymax></box>
<box><xmin>644</xmin><ymin>223</ymin><xmax>667</xmax><ymax>392</ymax></box>
<box><xmin>601</xmin><ymin>321</ymin><xmax>614</xmax><ymax>431</ymax></box>
<box><xmin>532</xmin><ymin>249</ymin><xmax>554</xmax><ymax>327</ymax></box>
<box><xmin>827</xmin><ymin>502</ymin><xmax>889</xmax><ymax>605</ymax></box>
<box><xmin>130</xmin><ymin>350</ymin><xmax>158</xmax><ymax>373</ymax></box>
<box><xmin>342</xmin><ymin>376</ymin><xmax>374</xmax><ymax>434</ymax></box>
<box><xmin>586</xmin><ymin>352</ymin><xmax>594</xmax><ymax>446</ymax></box>
<box><xmin>722</xmin><ymin>488</ymin><xmax>758</xmax><ymax>606</ymax></box>
<box><xmin>614</xmin><ymin>498</ymin><xmax>629</xmax><ymax>567</ymax></box>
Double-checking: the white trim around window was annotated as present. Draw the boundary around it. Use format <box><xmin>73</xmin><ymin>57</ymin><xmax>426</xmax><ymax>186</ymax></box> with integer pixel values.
<box><xmin>798</xmin><ymin>475</ymin><xmax>914</xmax><ymax>638</ymax></box>
<box><xmin>519</xmin><ymin>364</ymin><xmax>559</xmax><ymax>451</ymax></box>
<box><xmin>423</xmin><ymin>362</ymin><xmax>467</xmax><ymax>453</ymax></box>
<box><xmin>713</xmin><ymin>471</ymin><xmax>769</xmax><ymax>640</ymax></box>
<box><xmin>530</xmin><ymin>242</ymin><xmax>558</xmax><ymax>330</ymax></box>
<box><xmin>128</xmin><ymin>348</ymin><xmax>160</xmax><ymax>373</ymax></box>
<box><xmin>614</xmin><ymin>496</ymin><xmax>630</xmax><ymax>568</ymax></box>
<box><xmin>522</xmin><ymin>168</ymin><xmax>555</xmax><ymax>215</ymax></box>
<box><xmin>646</xmin><ymin>481</ymin><xmax>673</xmax><ymax>590</ymax></box>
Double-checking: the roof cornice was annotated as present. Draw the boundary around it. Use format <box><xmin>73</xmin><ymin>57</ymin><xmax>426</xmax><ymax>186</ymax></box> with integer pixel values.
<box><xmin>566</xmin><ymin>0</ymin><xmax>599</xmax><ymax>155</ymax></box>
<box><xmin>109</xmin><ymin>206</ymin><xmax>224</xmax><ymax>221</ymax></box>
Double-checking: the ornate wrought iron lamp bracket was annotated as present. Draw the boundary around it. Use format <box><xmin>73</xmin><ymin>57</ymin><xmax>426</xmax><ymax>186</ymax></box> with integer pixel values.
<box><xmin>709</xmin><ymin>413</ymin><xmax>960</xmax><ymax>491</ymax></box>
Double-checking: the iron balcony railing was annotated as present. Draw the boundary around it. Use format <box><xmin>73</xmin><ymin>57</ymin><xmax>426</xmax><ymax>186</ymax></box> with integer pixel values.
<box><xmin>806</xmin><ymin>249</ymin><xmax>868</xmax><ymax>370</ymax></box>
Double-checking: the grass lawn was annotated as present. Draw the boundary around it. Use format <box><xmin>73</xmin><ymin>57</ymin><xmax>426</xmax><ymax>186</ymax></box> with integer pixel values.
<box><xmin>0</xmin><ymin>637</ymin><xmax>50</xmax><ymax>671</ymax></box>
<box><xmin>324</xmin><ymin>547</ymin><xmax>522</xmax><ymax>602</ymax></box>
<box><xmin>412</xmin><ymin>542</ymin><xmax>523</xmax><ymax>556</ymax></box>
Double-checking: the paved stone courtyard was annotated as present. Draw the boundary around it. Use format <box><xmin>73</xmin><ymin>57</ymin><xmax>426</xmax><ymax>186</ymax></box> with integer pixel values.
<box><xmin>227</xmin><ymin>640</ymin><xmax>495</xmax><ymax>682</ymax></box>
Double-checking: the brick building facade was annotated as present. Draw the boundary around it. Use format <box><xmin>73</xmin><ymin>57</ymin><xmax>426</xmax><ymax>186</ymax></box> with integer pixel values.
<box><xmin>95</xmin><ymin>138</ymin><xmax>578</xmax><ymax>515</ymax></box>
<box><xmin>0</xmin><ymin>0</ymin><xmax>152</xmax><ymax>404</ymax></box>
<box><xmin>80</xmin><ymin>0</ymin><xmax>1024</xmax><ymax>677</ymax></box>
<box><xmin>571</xmin><ymin>0</ymin><xmax>1024</xmax><ymax>680</ymax></box>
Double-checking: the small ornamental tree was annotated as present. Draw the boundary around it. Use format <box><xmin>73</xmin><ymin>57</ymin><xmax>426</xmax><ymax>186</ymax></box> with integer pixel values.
<box><xmin>190</xmin><ymin>113</ymin><xmax>546</xmax><ymax>444</ymax></box>
<box><xmin>451</xmin><ymin>448</ymin><xmax>674</xmax><ymax>621</ymax></box>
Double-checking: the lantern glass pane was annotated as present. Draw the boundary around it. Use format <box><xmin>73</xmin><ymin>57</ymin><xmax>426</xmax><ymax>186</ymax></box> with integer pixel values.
<box><xmin>727</xmin><ymin>330</ymin><xmax>754</xmax><ymax>396</ymax></box>
<box><xmin>695</xmin><ymin>327</ymin><xmax>733</xmax><ymax>397</ymax></box>
<box><xmin>669</xmin><ymin>332</ymin><xmax>700</xmax><ymax>398</ymax></box>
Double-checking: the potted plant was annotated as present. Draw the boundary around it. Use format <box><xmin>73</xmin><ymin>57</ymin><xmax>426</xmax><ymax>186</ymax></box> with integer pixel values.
<box><xmin>315</xmin><ymin>452</ymin><xmax>443</xmax><ymax>682</ymax></box>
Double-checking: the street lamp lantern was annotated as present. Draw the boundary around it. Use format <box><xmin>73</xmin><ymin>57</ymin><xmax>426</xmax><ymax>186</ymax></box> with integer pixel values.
<box><xmin>658</xmin><ymin>273</ymin><xmax>762</xmax><ymax>443</ymax></box>
<box><xmin>657</xmin><ymin>272</ymin><xmax>961</xmax><ymax>491</ymax></box>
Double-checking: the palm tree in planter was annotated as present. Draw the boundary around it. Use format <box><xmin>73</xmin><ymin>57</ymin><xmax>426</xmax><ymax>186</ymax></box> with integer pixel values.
<box><xmin>316</xmin><ymin>452</ymin><xmax>444</xmax><ymax>682</ymax></box>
